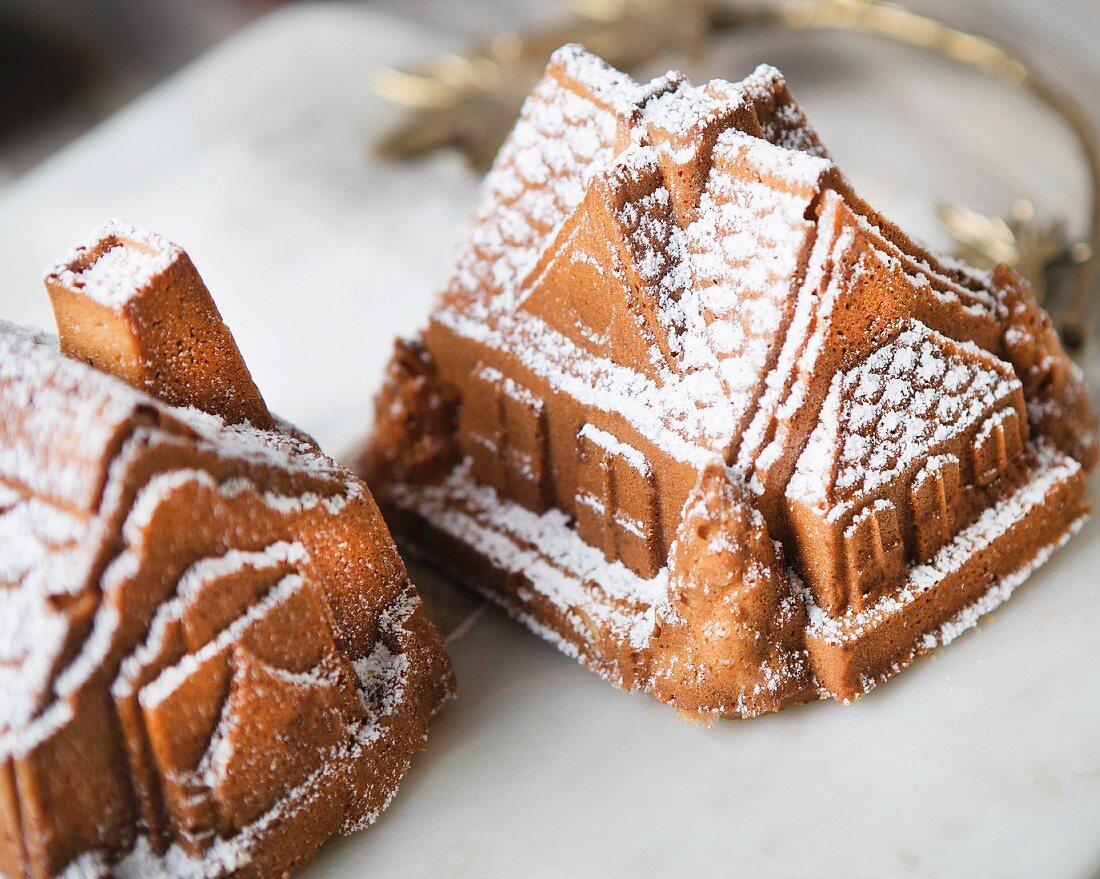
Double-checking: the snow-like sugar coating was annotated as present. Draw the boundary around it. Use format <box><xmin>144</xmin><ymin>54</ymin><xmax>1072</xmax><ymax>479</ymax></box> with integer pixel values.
<box><xmin>0</xmin><ymin>323</ymin><xmax>148</xmax><ymax>512</ymax></box>
<box><xmin>44</xmin><ymin>219</ymin><xmax>180</xmax><ymax>309</ymax></box>
<box><xmin>440</xmin><ymin>54</ymin><xmax>834</xmax><ymax>466</ymax></box>
<box><xmin>738</xmin><ymin>63</ymin><xmax>829</xmax><ymax>157</ymax></box>
<box><xmin>391</xmin><ymin>461</ymin><xmax>668</xmax><ymax>652</ymax></box>
<box><xmin>2</xmin><ymin>198</ymin><xmax>459</xmax><ymax>879</ymax></box>
<box><xmin>805</xmin><ymin>444</ymin><xmax>1083</xmax><ymax>650</ymax></box>
<box><xmin>113</xmin><ymin>542</ymin><xmax>306</xmax><ymax>700</ymax></box>
<box><xmin>437</xmin><ymin>42</ymin><xmax>1044</xmax><ymax>499</ymax></box>
<box><xmin>391</xmin><ymin>43</ymin><xmax>1093</xmax><ymax>720</ymax></box>
<box><xmin>109</xmin><ymin>585</ymin><xmax>425</xmax><ymax>879</ymax></box>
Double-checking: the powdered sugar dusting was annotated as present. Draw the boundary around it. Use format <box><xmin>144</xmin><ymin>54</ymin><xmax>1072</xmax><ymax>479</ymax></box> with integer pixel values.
<box><xmin>739</xmin><ymin>63</ymin><xmax>828</xmax><ymax>157</ymax></box>
<box><xmin>113</xmin><ymin>542</ymin><xmax>305</xmax><ymax>700</ymax></box>
<box><xmin>112</xmin><ymin>584</ymin><xmax>425</xmax><ymax>879</ymax></box>
<box><xmin>437</xmin><ymin>47</ymin><xmax>836</xmax><ymax>467</ymax></box>
<box><xmin>579</xmin><ymin>423</ymin><xmax>649</xmax><ymax>474</ymax></box>
<box><xmin>392</xmin><ymin>44</ymin><xmax>1093</xmax><ymax>722</ymax></box>
<box><xmin>450</xmin><ymin>46</ymin><xmax>622</xmax><ymax>309</ymax></box>
<box><xmin>0</xmin><ymin>322</ymin><xmax>381</xmax><ymax>759</ymax></box>
<box><xmin>44</xmin><ymin>219</ymin><xmax>180</xmax><ymax>309</ymax></box>
<box><xmin>0</xmin><ymin>323</ymin><xmax>149</xmax><ymax>512</ymax></box>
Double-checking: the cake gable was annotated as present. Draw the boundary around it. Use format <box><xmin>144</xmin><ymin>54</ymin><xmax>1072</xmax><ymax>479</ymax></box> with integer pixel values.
<box><xmin>514</xmin><ymin>70</ymin><xmax>835</xmax><ymax>426</ymax></box>
<box><xmin>786</xmin><ymin>320</ymin><xmax>1026</xmax><ymax>612</ymax></box>
<box><xmin>519</xmin><ymin>147</ymin><xmax>684</xmax><ymax>377</ymax></box>
<box><xmin>441</xmin><ymin>45</ymin><xmax>679</xmax><ymax>317</ymax></box>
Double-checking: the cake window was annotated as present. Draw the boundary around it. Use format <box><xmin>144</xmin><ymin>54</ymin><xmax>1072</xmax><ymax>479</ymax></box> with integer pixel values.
<box><xmin>909</xmin><ymin>454</ymin><xmax>961</xmax><ymax>562</ymax></box>
<box><xmin>576</xmin><ymin>424</ymin><xmax>659</xmax><ymax>578</ymax></box>
<box><xmin>460</xmin><ymin>365</ymin><xmax>549</xmax><ymax>511</ymax></box>
<box><xmin>973</xmin><ymin>408</ymin><xmax>1023</xmax><ymax>487</ymax></box>
<box><xmin>842</xmin><ymin>500</ymin><xmax>905</xmax><ymax>610</ymax></box>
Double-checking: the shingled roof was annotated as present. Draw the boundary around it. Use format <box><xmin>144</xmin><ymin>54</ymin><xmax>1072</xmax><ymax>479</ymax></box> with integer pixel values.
<box><xmin>788</xmin><ymin>319</ymin><xmax>1022</xmax><ymax>516</ymax></box>
<box><xmin>428</xmin><ymin>44</ymin><xmax>1061</xmax><ymax>500</ymax></box>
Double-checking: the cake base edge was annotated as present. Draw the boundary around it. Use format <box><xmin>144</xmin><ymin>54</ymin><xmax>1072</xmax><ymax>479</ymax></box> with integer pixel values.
<box><xmin>380</xmin><ymin>443</ymin><xmax>1087</xmax><ymax>716</ymax></box>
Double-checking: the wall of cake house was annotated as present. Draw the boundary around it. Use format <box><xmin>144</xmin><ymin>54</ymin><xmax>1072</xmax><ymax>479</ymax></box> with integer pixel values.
<box><xmin>426</xmin><ymin>325</ymin><xmax>701</xmax><ymax>580</ymax></box>
<box><xmin>1</xmin><ymin>686</ymin><xmax>138</xmax><ymax>879</ymax></box>
<box><xmin>0</xmin><ymin>760</ymin><xmax>21</xmax><ymax>876</ymax></box>
<box><xmin>788</xmin><ymin>392</ymin><xmax>1029</xmax><ymax>615</ymax></box>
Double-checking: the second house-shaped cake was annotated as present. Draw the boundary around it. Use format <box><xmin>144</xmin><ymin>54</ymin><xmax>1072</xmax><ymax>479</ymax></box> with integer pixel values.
<box><xmin>362</xmin><ymin>45</ymin><xmax>1096</xmax><ymax>716</ymax></box>
<box><xmin>1</xmin><ymin>222</ymin><xmax>454</xmax><ymax>879</ymax></box>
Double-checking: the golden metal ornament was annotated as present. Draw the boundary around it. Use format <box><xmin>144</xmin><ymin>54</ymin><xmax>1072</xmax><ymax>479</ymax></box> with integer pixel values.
<box><xmin>371</xmin><ymin>0</ymin><xmax>1100</xmax><ymax>350</ymax></box>
<box><xmin>936</xmin><ymin>200</ymin><xmax>1067</xmax><ymax>302</ymax></box>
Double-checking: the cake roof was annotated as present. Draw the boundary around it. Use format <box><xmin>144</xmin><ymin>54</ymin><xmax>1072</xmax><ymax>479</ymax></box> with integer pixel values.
<box><xmin>447</xmin><ymin>45</ymin><xmax>831</xmax><ymax>316</ymax></box>
<box><xmin>431</xmin><ymin>45</ymin><xmax>1010</xmax><ymax>472</ymax></box>
<box><xmin>0</xmin><ymin>321</ymin><xmax>348</xmax><ymax>516</ymax></box>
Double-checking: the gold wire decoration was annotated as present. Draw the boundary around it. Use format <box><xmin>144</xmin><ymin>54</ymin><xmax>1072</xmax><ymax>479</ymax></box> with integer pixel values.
<box><xmin>372</xmin><ymin>0</ymin><xmax>1100</xmax><ymax>350</ymax></box>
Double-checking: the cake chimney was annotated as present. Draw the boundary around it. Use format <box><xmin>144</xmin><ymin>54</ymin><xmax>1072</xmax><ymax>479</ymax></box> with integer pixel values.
<box><xmin>44</xmin><ymin>220</ymin><xmax>272</xmax><ymax>428</ymax></box>
<box><xmin>643</xmin><ymin>85</ymin><xmax>763</xmax><ymax>223</ymax></box>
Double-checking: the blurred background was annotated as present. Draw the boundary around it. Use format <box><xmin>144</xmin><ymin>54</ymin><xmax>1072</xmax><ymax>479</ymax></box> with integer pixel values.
<box><xmin>0</xmin><ymin>0</ymin><xmax>559</xmax><ymax>185</ymax></box>
<box><xmin>0</xmin><ymin>0</ymin><xmax>265</xmax><ymax>184</ymax></box>
<box><xmin>6</xmin><ymin>0</ymin><xmax>1098</xmax><ymax>322</ymax></box>
<box><xmin>4</xmin><ymin>0</ymin><xmax>1098</xmax><ymax>188</ymax></box>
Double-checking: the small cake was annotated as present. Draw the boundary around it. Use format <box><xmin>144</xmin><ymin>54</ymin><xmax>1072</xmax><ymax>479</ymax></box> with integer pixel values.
<box><xmin>1</xmin><ymin>222</ymin><xmax>454</xmax><ymax>879</ymax></box>
<box><xmin>360</xmin><ymin>45</ymin><xmax>1095</xmax><ymax>717</ymax></box>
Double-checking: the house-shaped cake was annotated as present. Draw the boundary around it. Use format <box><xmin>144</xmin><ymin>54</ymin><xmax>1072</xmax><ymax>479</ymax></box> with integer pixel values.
<box><xmin>0</xmin><ymin>222</ymin><xmax>454</xmax><ymax>879</ymax></box>
<box><xmin>361</xmin><ymin>45</ymin><xmax>1095</xmax><ymax>716</ymax></box>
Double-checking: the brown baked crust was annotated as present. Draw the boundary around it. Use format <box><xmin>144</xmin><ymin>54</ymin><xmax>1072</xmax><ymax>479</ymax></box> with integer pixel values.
<box><xmin>359</xmin><ymin>45</ymin><xmax>1094</xmax><ymax>718</ymax></box>
<box><xmin>0</xmin><ymin>224</ymin><xmax>454</xmax><ymax>879</ymax></box>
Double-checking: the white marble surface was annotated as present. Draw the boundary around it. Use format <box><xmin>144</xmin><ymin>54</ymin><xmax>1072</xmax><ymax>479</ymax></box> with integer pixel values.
<box><xmin>1</xmin><ymin>5</ymin><xmax>1098</xmax><ymax>877</ymax></box>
